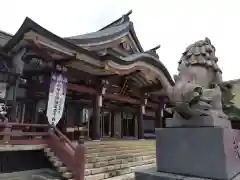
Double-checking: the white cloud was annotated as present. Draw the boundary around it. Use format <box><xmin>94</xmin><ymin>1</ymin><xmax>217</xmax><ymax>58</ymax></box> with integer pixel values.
<box><xmin>0</xmin><ymin>0</ymin><xmax>239</xmax><ymax>81</ymax></box>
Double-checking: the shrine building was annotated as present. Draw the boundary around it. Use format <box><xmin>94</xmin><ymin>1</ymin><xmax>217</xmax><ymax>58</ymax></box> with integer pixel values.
<box><xmin>0</xmin><ymin>10</ymin><xmax>174</xmax><ymax>141</ymax></box>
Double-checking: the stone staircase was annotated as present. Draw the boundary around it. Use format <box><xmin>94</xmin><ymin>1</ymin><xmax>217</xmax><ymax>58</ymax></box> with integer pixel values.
<box><xmin>84</xmin><ymin>140</ymin><xmax>156</xmax><ymax>180</ymax></box>
<box><xmin>44</xmin><ymin>140</ymin><xmax>156</xmax><ymax>180</ymax></box>
<box><xmin>44</xmin><ymin>147</ymin><xmax>73</xmax><ymax>180</ymax></box>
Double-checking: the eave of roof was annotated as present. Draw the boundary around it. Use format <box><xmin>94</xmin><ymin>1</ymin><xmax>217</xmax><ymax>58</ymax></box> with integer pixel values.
<box><xmin>0</xmin><ymin>30</ymin><xmax>13</xmax><ymax>47</ymax></box>
<box><xmin>103</xmin><ymin>53</ymin><xmax>174</xmax><ymax>86</ymax></box>
<box><xmin>0</xmin><ymin>30</ymin><xmax>13</xmax><ymax>38</ymax></box>
<box><xmin>1</xmin><ymin>17</ymin><xmax>174</xmax><ymax>86</ymax></box>
<box><xmin>2</xmin><ymin>17</ymin><xmax>102</xmax><ymax>61</ymax></box>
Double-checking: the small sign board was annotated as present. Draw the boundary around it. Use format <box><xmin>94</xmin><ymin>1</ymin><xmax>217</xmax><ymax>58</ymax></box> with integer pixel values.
<box><xmin>46</xmin><ymin>73</ymin><xmax>68</xmax><ymax>126</ymax></box>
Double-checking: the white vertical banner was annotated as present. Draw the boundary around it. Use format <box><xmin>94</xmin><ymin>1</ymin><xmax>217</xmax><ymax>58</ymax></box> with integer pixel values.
<box><xmin>46</xmin><ymin>73</ymin><xmax>68</xmax><ymax>126</ymax></box>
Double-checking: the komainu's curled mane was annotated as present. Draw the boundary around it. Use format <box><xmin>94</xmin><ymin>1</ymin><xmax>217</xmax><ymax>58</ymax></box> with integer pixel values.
<box><xmin>171</xmin><ymin>38</ymin><xmax>226</xmax><ymax>119</ymax></box>
<box><xmin>179</xmin><ymin>38</ymin><xmax>221</xmax><ymax>74</ymax></box>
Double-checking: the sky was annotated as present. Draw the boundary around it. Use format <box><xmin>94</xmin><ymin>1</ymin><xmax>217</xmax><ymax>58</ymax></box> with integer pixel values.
<box><xmin>0</xmin><ymin>0</ymin><xmax>239</xmax><ymax>81</ymax></box>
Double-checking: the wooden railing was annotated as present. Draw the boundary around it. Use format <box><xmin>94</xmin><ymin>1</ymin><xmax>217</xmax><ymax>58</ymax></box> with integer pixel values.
<box><xmin>65</xmin><ymin>126</ymin><xmax>88</xmax><ymax>141</ymax></box>
<box><xmin>0</xmin><ymin>122</ymin><xmax>86</xmax><ymax>180</ymax></box>
<box><xmin>0</xmin><ymin>122</ymin><xmax>49</xmax><ymax>145</ymax></box>
<box><xmin>54</xmin><ymin>127</ymin><xmax>76</xmax><ymax>150</ymax></box>
<box><xmin>48</xmin><ymin>126</ymin><xmax>86</xmax><ymax>180</ymax></box>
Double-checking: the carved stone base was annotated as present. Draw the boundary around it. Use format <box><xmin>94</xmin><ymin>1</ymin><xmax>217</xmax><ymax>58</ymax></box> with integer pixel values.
<box><xmin>166</xmin><ymin>112</ymin><xmax>231</xmax><ymax>128</ymax></box>
<box><xmin>155</xmin><ymin>127</ymin><xmax>240</xmax><ymax>180</ymax></box>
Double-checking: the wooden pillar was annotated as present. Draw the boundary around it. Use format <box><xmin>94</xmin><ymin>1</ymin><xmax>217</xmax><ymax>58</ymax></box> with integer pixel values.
<box><xmin>137</xmin><ymin>93</ymin><xmax>147</xmax><ymax>139</ymax></box>
<box><xmin>91</xmin><ymin>95</ymin><xmax>101</xmax><ymax>140</ymax></box>
<box><xmin>110</xmin><ymin>111</ymin><xmax>115</xmax><ymax>137</ymax></box>
<box><xmin>10</xmin><ymin>76</ymin><xmax>20</xmax><ymax>122</ymax></box>
<box><xmin>137</xmin><ymin>107</ymin><xmax>144</xmax><ymax>139</ymax></box>
<box><xmin>90</xmin><ymin>79</ymin><xmax>108</xmax><ymax>140</ymax></box>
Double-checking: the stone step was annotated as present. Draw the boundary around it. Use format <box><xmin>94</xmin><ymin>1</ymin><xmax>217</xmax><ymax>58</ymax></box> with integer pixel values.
<box><xmin>86</xmin><ymin>148</ymin><xmax>155</xmax><ymax>157</ymax></box>
<box><xmin>85</xmin><ymin>141</ymin><xmax>155</xmax><ymax>148</ymax></box>
<box><xmin>87</xmin><ymin>151</ymin><xmax>155</xmax><ymax>163</ymax></box>
<box><xmin>85</xmin><ymin>163</ymin><xmax>156</xmax><ymax>180</ymax></box>
<box><xmin>49</xmin><ymin>156</ymin><xmax>60</xmax><ymax>162</ymax></box>
<box><xmin>85</xmin><ymin>158</ymin><xmax>156</xmax><ymax>176</ymax></box>
<box><xmin>86</xmin><ymin>140</ymin><xmax>154</xmax><ymax>143</ymax></box>
<box><xmin>52</xmin><ymin>160</ymin><xmax>64</xmax><ymax>167</ymax></box>
<box><xmin>86</xmin><ymin>142</ymin><xmax>155</xmax><ymax>148</ymax></box>
<box><xmin>44</xmin><ymin>143</ymin><xmax>155</xmax><ymax>155</ymax></box>
<box><xmin>86</xmin><ymin>155</ymin><xmax>155</xmax><ymax>168</ymax></box>
<box><xmin>44</xmin><ymin>148</ymin><xmax>52</xmax><ymax>153</ymax></box>
<box><xmin>58</xmin><ymin>166</ymin><xmax>68</xmax><ymax>173</ymax></box>
<box><xmin>43</xmin><ymin>149</ymin><xmax>73</xmax><ymax>179</ymax></box>
<box><xmin>62</xmin><ymin>172</ymin><xmax>73</xmax><ymax>179</ymax></box>
<box><xmin>87</xmin><ymin>145</ymin><xmax>155</xmax><ymax>153</ymax></box>
<box><xmin>45</xmin><ymin>151</ymin><xmax>55</xmax><ymax>158</ymax></box>
<box><xmin>86</xmin><ymin>141</ymin><xmax>153</xmax><ymax>145</ymax></box>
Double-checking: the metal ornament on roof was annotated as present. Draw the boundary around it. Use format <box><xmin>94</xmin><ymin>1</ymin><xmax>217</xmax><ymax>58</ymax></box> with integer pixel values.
<box><xmin>46</xmin><ymin>73</ymin><xmax>68</xmax><ymax>126</ymax></box>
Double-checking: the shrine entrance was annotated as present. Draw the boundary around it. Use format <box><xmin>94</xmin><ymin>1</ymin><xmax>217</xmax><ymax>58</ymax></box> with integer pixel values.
<box><xmin>100</xmin><ymin>111</ymin><xmax>111</xmax><ymax>138</ymax></box>
<box><xmin>122</xmin><ymin>112</ymin><xmax>135</xmax><ymax>138</ymax></box>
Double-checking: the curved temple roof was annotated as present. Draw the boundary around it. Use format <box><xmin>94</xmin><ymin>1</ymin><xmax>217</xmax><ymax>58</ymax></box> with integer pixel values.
<box><xmin>1</xmin><ymin>15</ymin><xmax>174</xmax><ymax>93</ymax></box>
<box><xmin>65</xmin><ymin>10</ymin><xmax>144</xmax><ymax>53</ymax></box>
<box><xmin>66</xmin><ymin>22</ymin><xmax>131</xmax><ymax>45</ymax></box>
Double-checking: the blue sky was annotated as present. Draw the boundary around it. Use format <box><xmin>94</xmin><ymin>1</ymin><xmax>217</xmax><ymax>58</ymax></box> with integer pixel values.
<box><xmin>0</xmin><ymin>0</ymin><xmax>239</xmax><ymax>81</ymax></box>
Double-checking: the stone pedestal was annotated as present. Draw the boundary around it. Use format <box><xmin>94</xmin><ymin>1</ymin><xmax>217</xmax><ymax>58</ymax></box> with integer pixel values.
<box><xmin>135</xmin><ymin>121</ymin><xmax>240</xmax><ymax>180</ymax></box>
<box><xmin>156</xmin><ymin>127</ymin><xmax>240</xmax><ymax>179</ymax></box>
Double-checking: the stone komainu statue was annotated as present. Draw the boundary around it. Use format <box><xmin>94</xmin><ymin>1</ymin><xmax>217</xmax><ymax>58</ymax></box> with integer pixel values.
<box><xmin>171</xmin><ymin>37</ymin><xmax>228</xmax><ymax>119</ymax></box>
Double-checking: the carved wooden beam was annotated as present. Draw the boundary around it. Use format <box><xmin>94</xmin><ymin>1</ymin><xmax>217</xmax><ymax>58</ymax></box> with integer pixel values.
<box><xmin>68</xmin><ymin>83</ymin><xmax>158</xmax><ymax>109</ymax></box>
